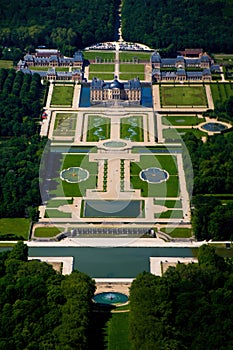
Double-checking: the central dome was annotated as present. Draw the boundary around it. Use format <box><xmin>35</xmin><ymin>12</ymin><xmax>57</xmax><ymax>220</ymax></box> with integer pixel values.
<box><xmin>109</xmin><ymin>77</ymin><xmax>123</xmax><ymax>89</ymax></box>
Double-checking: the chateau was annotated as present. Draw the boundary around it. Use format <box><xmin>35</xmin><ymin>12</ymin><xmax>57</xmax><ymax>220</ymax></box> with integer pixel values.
<box><xmin>90</xmin><ymin>76</ymin><xmax>141</xmax><ymax>105</ymax></box>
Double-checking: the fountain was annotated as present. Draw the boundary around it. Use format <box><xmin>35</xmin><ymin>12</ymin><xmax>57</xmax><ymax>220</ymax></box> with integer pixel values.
<box><xmin>93</xmin><ymin>292</ymin><xmax>128</xmax><ymax>305</ymax></box>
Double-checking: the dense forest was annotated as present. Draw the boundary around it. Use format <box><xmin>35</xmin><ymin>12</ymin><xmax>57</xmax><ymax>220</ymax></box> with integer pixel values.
<box><xmin>0</xmin><ymin>0</ymin><xmax>119</xmax><ymax>58</ymax></box>
<box><xmin>0</xmin><ymin>69</ymin><xmax>46</xmax><ymax>220</ymax></box>
<box><xmin>122</xmin><ymin>0</ymin><xmax>233</xmax><ymax>52</ymax></box>
<box><xmin>129</xmin><ymin>245</ymin><xmax>233</xmax><ymax>350</ymax></box>
<box><xmin>0</xmin><ymin>242</ymin><xmax>96</xmax><ymax>350</ymax></box>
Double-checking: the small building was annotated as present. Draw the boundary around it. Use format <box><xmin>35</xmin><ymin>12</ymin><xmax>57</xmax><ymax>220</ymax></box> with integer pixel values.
<box><xmin>90</xmin><ymin>76</ymin><xmax>141</xmax><ymax>105</ymax></box>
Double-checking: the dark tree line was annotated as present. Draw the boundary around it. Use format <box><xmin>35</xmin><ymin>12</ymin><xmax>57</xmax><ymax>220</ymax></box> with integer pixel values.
<box><xmin>122</xmin><ymin>0</ymin><xmax>233</xmax><ymax>53</ymax></box>
<box><xmin>0</xmin><ymin>69</ymin><xmax>46</xmax><ymax>219</ymax></box>
<box><xmin>0</xmin><ymin>242</ymin><xmax>96</xmax><ymax>350</ymax></box>
<box><xmin>0</xmin><ymin>0</ymin><xmax>120</xmax><ymax>56</ymax></box>
<box><xmin>129</xmin><ymin>245</ymin><xmax>233</xmax><ymax>350</ymax></box>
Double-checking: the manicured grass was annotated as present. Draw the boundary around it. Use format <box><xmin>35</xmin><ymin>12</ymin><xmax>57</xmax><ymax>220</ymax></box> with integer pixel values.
<box><xmin>160</xmin><ymin>227</ymin><xmax>193</xmax><ymax>238</ymax></box>
<box><xmin>0</xmin><ymin>60</ymin><xmax>13</xmax><ymax>68</ymax></box>
<box><xmin>86</xmin><ymin>115</ymin><xmax>110</xmax><ymax>141</ymax></box>
<box><xmin>53</xmin><ymin>113</ymin><xmax>77</xmax><ymax>137</ymax></box>
<box><xmin>120</xmin><ymin>52</ymin><xmax>151</xmax><ymax>61</ymax></box>
<box><xmin>46</xmin><ymin>199</ymin><xmax>73</xmax><ymax>208</ymax></box>
<box><xmin>130</xmin><ymin>155</ymin><xmax>179</xmax><ymax>197</ymax></box>
<box><xmin>210</xmin><ymin>83</ymin><xmax>233</xmax><ymax>105</ymax></box>
<box><xmin>45</xmin><ymin>210</ymin><xmax>72</xmax><ymax>218</ymax></box>
<box><xmin>163</xmin><ymin>128</ymin><xmax>206</xmax><ymax>140</ymax></box>
<box><xmin>155</xmin><ymin>199</ymin><xmax>182</xmax><ymax>208</ymax></box>
<box><xmin>162</xmin><ymin>115</ymin><xmax>205</xmax><ymax>126</ymax></box>
<box><xmin>119</xmin><ymin>73</ymin><xmax>145</xmax><ymax>80</ymax></box>
<box><xmin>120</xmin><ymin>116</ymin><xmax>144</xmax><ymax>142</ymax></box>
<box><xmin>105</xmin><ymin>313</ymin><xmax>130</xmax><ymax>350</ymax></box>
<box><xmin>0</xmin><ymin>218</ymin><xmax>31</xmax><ymax>240</ymax></box>
<box><xmin>51</xmin><ymin>154</ymin><xmax>98</xmax><ymax>197</ymax></box>
<box><xmin>89</xmin><ymin>64</ymin><xmax>115</xmax><ymax>72</ymax></box>
<box><xmin>213</xmin><ymin>54</ymin><xmax>233</xmax><ymax>65</ymax></box>
<box><xmin>119</xmin><ymin>64</ymin><xmax>145</xmax><ymax>73</ymax></box>
<box><xmin>34</xmin><ymin>227</ymin><xmax>64</xmax><ymax>237</ymax></box>
<box><xmin>161</xmin><ymin>85</ymin><xmax>207</xmax><ymax>107</ymax></box>
<box><xmin>51</xmin><ymin>85</ymin><xmax>74</xmax><ymax>106</ymax></box>
<box><xmin>31</xmin><ymin>66</ymin><xmax>69</xmax><ymax>72</ymax></box>
<box><xmin>83</xmin><ymin>51</ymin><xmax>115</xmax><ymax>61</ymax></box>
<box><xmin>155</xmin><ymin>210</ymin><xmax>184</xmax><ymax>219</ymax></box>
<box><xmin>88</xmin><ymin>73</ymin><xmax>114</xmax><ymax>80</ymax></box>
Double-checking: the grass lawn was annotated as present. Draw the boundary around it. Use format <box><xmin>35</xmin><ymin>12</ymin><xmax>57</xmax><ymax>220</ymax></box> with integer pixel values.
<box><xmin>120</xmin><ymin>64</ymin><xmax>145</xmax><ymax>73</ymax></box>
<box><xmin>51</xmin><ymin>85</ymin><xmax>74</xmax><ymax>106</ymax></box>
<box><xmin>162</xmin><ymin>115</ymin><xmax>205</xmax><ymax>126</ymax></box>
<box><xmin>53</xmin><ymin>113</ymin><xmax>77</xmax><ymax>137</ymax></box>
<box><xmin>86</xmin><ymin>115</ymin><xmax>110</xmax><ymax>141</ymax></box>
<box><xmin>160</xmin><ymin>227</ymin><xmax>193</xmax><ymax>238</ymax></box>
<box><xmin>89</xmin><ymin>73</ymin><xmax>114</xmax><ymax>80</ymax></box>
<box><xmin>31</xmin><ymin>66</ymin><xmax>69</xmax><ymax>72</ymax></box>
<box><xmin>163</xmin><ymin>128</ymin><xmax>206</xmax><ymax>140</ymax></box>
<box><xmin>155</xmin><ymin>210</ymin><xmax>184</xmax><ymax>219</ymax></box>
<box><xmin>83</xmin><ymin>51</ymin><xmax>115</xmax><ymax>61</ymax></box>
<box><xmin>119</xmin><ymin>73</ymin><xmax>145</xmax><ymax>80</ymax></box>
<box><xmin>155</xmin><ymin>199</ymin><xmax>182</xmax><ymax>208</ymax></box>
<box><xmin>50</xmin><ymin>154</ymin><xmax>98</xmax><ymax>197</ymax></box>
<box><xmin>105</xmin><ymin>313</ymin><xmax>130</xmax><ymax>350</ymax></box>
<box><xmin>89</xmin><ymin>64</ymin><xmax>115</xmax><ymax>72</ymax></box>
<box><xmin>0</xmin><ymin>60</ymin><xmax>13</xmax><ymax>68</ymax></box>
<box><xmin>45</xmin><ymin>210</ymin><xmax>72</xmax><ymax>218</ymax></box>
<box><xmin>210</xmin><ymin>83</ymin><xmax>233</xmax><ymax>105</ymax></box>
<box><xmin>161</xmin><ymin>85</ymin><xmax>207</xmax><ymax>106</ymax></box>
<box><xmin>130</xmin><ymin>155</ymin><xmax>179</xmax><ymax>197</ymax></box>
<box><xmin>34</xmin><ymin>227</ymin><xmax>64</xmax><ymax>237</ymax></box>
<box><xmin>46</xmin><ymin>199</ymin><xmax>73</xmax><ymax>208</ymax></box>
<box><xmin>0</xmin><ymin>218</ymin><xmax>31</xmax><ymax>240</ymax></box>
<box><xmin>120</xmin><ymin>116</ymin><xmax>144</xmax><ymax>142</ymax></box>
<box><xmin>120</xmin><ymin>52</ymin><xmax>151</xmax><ymax>61</ymax></box>
<box><xmin>213</xmin><ymin>54</ymin><xmax>233</xmax><ymax>65</ymax></box>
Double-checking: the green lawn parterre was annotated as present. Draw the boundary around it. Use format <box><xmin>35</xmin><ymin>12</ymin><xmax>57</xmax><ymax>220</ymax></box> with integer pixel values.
<box><xmin>161</xmin><ymin>85</ymin><xmax>207</xmax><ymax>107</ymax></box>
<box><xmin>88</xmin><ymin>73</ymin><xmax>114</xmax><ymax>80</ymax></box>
<box><xmin>53</xmin><ymin>113</ymin><xmax>77</xmax><ymax>137</ymax></box>
<box><xmin>119</xmin><ymin>64</ymin><xmax>145</xmax><ymax>73</ymax></box>
<box><xmin>119</xmin><ymin>73</ymin><xmax>145</xmax><ymax>81</ymax></box>
<box><xmin>83</xmin><ymin>51</ymin><xmax>115</xmax><ymax>61</ymax></box>
<box><xmin>160</xmin><ymin>227</ymin><xmax>193</xmax><ymax>238</ymax></box>
<box><xmin>89</xmin><ymin>64</ymin><xmax>115</xmax><ymax>72</ymax></box>
<box><xmin>210</xmin><ymin>83</ymin><xmax>233</xmax><ymax>105</ymax></box>
<box><xmin>162</xmin><ymin>115</ymin><xmax>205</xmax><ymax>126</ymax></box>
<box><xmin>51</xmin><ymin>85</ymin><xmax>74</xmax><ymax>106</ymax></box>
<box><xmin>86</xmin><ymin>115</ymin><xmax>110</xmax><ymax>141</ymax></box>
<box><xmin>120</xmin><ymin>115</ymin><xmax>144</xmax><ymax>142</ymax></box>
<box><xmin>119</xmin><ymin>52</ymin><xmax>152</xmax><ymax>61</ymax></box>
<box><xmin>34</xmin><ymin>227</ymin><xmax>64</xmax><ymax>237</ymax></box>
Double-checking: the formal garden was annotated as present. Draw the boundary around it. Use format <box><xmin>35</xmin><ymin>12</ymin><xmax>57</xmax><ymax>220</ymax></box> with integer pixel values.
<box><xmin>51</xmin><ymin>85</ymin><xmax>74</xmax><ymax>106</ymax></box>
<box><xmin>86</xmin><ymin>115</ymin><xmax>111</xmax><ymax>141</ymax></box>
<box><xmin>53</xmin><ymin>113</ymin><xmax>77</xmax><ymax>137</ymax></box>
<box><xmin>120</xmin><ymin>115</ymin><xmax>144</xmax><ymax>141</ymax></box>
<box><xmin>160</xmin><ymin>85</ymin><xmax>208</xmax><ymax>107</ymax></box>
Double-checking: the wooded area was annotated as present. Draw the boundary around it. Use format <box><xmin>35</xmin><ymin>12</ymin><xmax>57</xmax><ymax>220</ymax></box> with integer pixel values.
<box><xmin>0</xmin><ymin>242</ymin><xmax>96</xmax><ymax>350</ymax></box>
<box><xmin>129</xmin><ymin>245</ymin><xmax>233</xmax><ymax>350</ymax></box>
<box><xmin>122</xmin><ymin>0</ymin><xmax>233</xmax><ymax>53</ymax></box>
<box><xmin>0</xmin><ymin>0</ymin><xmax>119</xmax><ymax>58</ymax></box>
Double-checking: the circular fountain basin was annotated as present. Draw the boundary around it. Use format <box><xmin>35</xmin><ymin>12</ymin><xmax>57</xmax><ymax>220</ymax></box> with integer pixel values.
<box><xmin>140</xmin><ymin>167</ymin><xmax>169</xmax><ymax>184</ymax></box>
<box><xmin>103</xmin><ymin>141</ymin><xmax>127</xmax><ymax>148</ymax></box>
<box><xmin>93</xmin><ymin>292</ymin><xmax>128</xmax><ymax>305</ymax></box>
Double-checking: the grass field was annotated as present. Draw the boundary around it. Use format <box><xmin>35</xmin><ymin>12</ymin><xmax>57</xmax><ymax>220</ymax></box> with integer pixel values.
<box><xmin>163</xmin><ymin>128</ymin><xmax>206</xmax><ymax>140</ymax></box>
<box><xmin>161</xmin><ymin>86</ymin><xmax>207</xmax><ymax>107</ymax></box>
<box><xmin>120</xmin><ymin>116</ymin><xmax>144</xmax><ymax>142</ymax></box>
<box><xmin>155</xmin><ymin>210</ymin><xmax>183</xmax><ymax>219</ymax></box>
<box><xmin>162</xmin><ymin>115</ymin><xmax>205</xmax><ymax>126</ymax></box>
<box><xmin>45</xmin><ymin>210</ymin><xmax>72</xmax><ymax>218</ymax></box>
<box><xmin>83</xmin><ymin>51</ymin><xmax>115</xmax><ymax>61</ymax></box>
<box><xmin>120</xmin><ymin>64</ymin><xmax>145</xmax><ymax>73</ymax></box>
<box><xmin>53</xmin><ymin>113</ymin><xmax>77</xmax><ymax>137</ymax></box>
<box><xmin>89</xmin><ymin>73</ymin><xmax>114</xmax><ymax>80</ymax></box>
<box><xmin>51</xmin><ymin>85</ymin><xmax>74</xmax><ymax>106</ymax></box>
<box><xmin>120</xmin><ymin>52</ymin><xmax>151</xmax><ymax>61</ymax></box>
<box><xmin>0</xmin><ymin>60</ymin><xmax>13</xmax><ymax>68</ymax></box>
<box><xmin>86</xmin><ymin>115</ymin><xmax>110</xmax><ymax>141</ymax></box>
<box><xmin>210</xmin><ymin>83</ymin><xmax>233</xmax><ymax>105</ymax></box>
<box><xmin>0</xmin><ymin>218</ymin><xmax>31</xmax><ymax>239</ymax></box>
<box><xmin>34</xmin><ymin>227</ymin><xmax>64</xmax><ymax>237</ymax></box>
<box><xmin>46</xmin><ymin>199</ymin><xmax>73</xmax><ymax>208</ymax></box>
<box><xmin>130</xmin><ymin>155</ymin><xmax>179</xmax><ymax>197</ymax></box>
<box><xmin>105</xmin><ymin>313</ymin><xmax>130</xmax><ymax>350</ymax></box>
<box><xmin>155</xmin><ymin>199</ymin><xmax>182</xmax><ymax>208</ymax></box>
<box><xmin>160</xmin><ymin>227</ymin><xmax>193</xmax><ymax>238</ymax></box>
<box><xmin>119</xmin><ymin>73</ymin><xmax>145</xmax><ymax>80</ymax></box>
<box><xmin>50</xmin><ymin>154</ymin><xmax>98</xmax><ymax>197</ymax></box>
<box><xmin>89</xmin><ymin>64</ymin><xmax>115</xmax><ymax>72</ymax></box>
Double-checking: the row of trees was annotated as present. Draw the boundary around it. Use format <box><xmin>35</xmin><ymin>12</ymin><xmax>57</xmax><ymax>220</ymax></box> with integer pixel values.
<box><xmin>0</xmin><ymin>0</ymin><xmax>120</xmax><ymax>56</ymax></box>
<box><xmin>129</xmin><ymin>245</ymin><xmax>233</xmax><ymax>350</ymax></box>
<box><xmin>0</xmin><ymin>242</ymin><xmax>96</xmax><ymax>350</ymax></box>
<box><xmin>122</xmin><ymin>0</ymin><xmax>233</xmax><ymax>53</ymax></box>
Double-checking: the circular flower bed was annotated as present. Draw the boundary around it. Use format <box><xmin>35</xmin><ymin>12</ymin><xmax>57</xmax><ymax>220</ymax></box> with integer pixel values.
<box><xmin>60</xmin><ymin>167</ymin><xmax>89</xmax><ymax>183</ymax></box>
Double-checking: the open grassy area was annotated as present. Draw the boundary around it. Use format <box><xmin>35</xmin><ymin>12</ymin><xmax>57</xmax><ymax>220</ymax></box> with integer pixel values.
<box><xmin>105</xmin><ymin>313</ymin><xmax>130</xmax><ymax>350</ymax></box>
<box><xmin>120</xmin><ymin>116</ymin><xmax>144</xmax><ymax>142</ymax></box>
<box><xmin>161</xmin><ymin>85</ymin><xmax>207</xmax><ymax>107</ymax></box>
<box><xmin>53</xmin><ymin>113</ymin><xmax>77</xmax><ymax>137</ymax></box>
<box><xmin>34</xmin><ymin>227</ymin><xmax>64</xmax><ymax>237</ymax></box>
<box><xmin>155</xmin><ymin>199</ymin><xmax>182</xmax><ymax>208</ymax></box>
<box><xmin>0</xmin><ymin>60</ymin><xmax>13</xmax><ymax>68</ymax></box>
<box><xmin>163</xmin><ymin>127</ymin><xmax>206</xmax><ymax>140</ymax></box>
<box><xmin>162</xmin><ymin>115</ymin><xmax>205</xmax><ymax>126</ymax></box>
<box><xmin>51</xmin><ymin>85</ymin><xmax>74</xmax><ymax>106</ymax></box>
<box><xmin>155</xmin><ymin>210</ymin><xmax>184</xmax><ymax>219</ymax></box>
<box><xmin>88</xmin><ymin>73</ymin><xmax>114</xmax><ymax>80</ymax></box>
<box><xmin>83</xmin><ymin>51</ymin><xmax>115</xmax><ymax>61</ymax></box>
<box><xmin>119</xmin><ymin>73</ymin><xmax>145</xmax><ymax>80</ymax></box>
<box><xmin>50</xmin><ymin>154</ymin><xmax>98</xmax><ymax>197</ymax></box>
<box><xmin>0</xmin><ymin>218</ymin><xmax>31</xmax><ymax>240</ymax></box>
<box><xmin>130</xmin><ymin>155</ymin><xmax>179</xmax><ymax>197</ymax></box>
<box><xmin>45</xmin><ymin>210</ymin><xmax>72</xmax><ymax>218</ymax></box>
<box><xmin>120</xmin><ymin>64</ymin><xmax>145</xmax><ymax>73</ymax></box>
<box><xmin>120</xmin><ymin>52</ymin><xmax>151</xmax><ymax>61</ymax></box>
<box><xmin>210</xmin><ymin>83</ymin><xmax>233</xmax><ymax>105</ymax></box>
<box><xmin>89</xmin><ymin>64</ymin><xmax>115</xmax><ymax>72</ymax></box>
<box><xmin>86</xmin><ymin>115</ymin><xmax>110</xmax><ymax>141</ymax></box>
<box><xmin>160</xmin><ymin>227</ymin><xmax>193</xmax><ymax>238</ymax></box>
<box><xmin>46</xmin><ymin>199</ymin><xmax>73</xmax><ymax>208</ymax></box>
